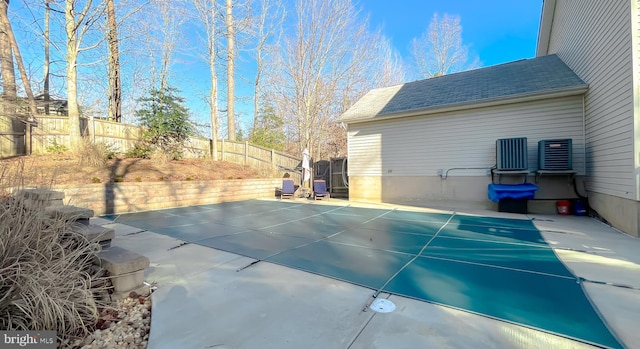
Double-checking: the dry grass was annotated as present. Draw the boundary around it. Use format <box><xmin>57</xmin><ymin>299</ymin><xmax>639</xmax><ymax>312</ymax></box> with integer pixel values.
<box><xmin>75</xmin><ymin>138</ymin><xmax>114</xmax><ymax>168</ymax></box>
<box><xmin>0</xmin><ymin>163</ymin><xmax>110</xmax><ymax>343</ymax></box>
<box><xmin>0</xmin><ymin>154</ymin><xmax>264</xmax><ymax>186</ymax></box>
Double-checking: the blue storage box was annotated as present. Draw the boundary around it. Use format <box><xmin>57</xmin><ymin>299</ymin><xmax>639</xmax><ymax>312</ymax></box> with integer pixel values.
<box><xmin>488</xmin><ymin>183</ymin><xmax>539</xmax><ymax>203</ymax></box>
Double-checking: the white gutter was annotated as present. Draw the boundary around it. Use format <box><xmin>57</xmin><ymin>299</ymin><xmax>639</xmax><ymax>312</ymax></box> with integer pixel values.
<box><xmin>342</xmin><ymin>84</ymin><xmax>588</xmax><ymax>125</ymax></box>
<box><xmin>536</xmin><ymin>0</ymin><xmax>557</xmax><ymax>57</ymax></box>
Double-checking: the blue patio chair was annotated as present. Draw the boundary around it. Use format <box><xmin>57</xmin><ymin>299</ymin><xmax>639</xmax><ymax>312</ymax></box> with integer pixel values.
<box><xmin>280</xmin><ymin>179</ymin><xmax>295</xmax><ymax>199</ymax></box>
<box><xmin>313</xmin><ymin>180</ymin><xmax>330</xmax><ymax>200</ymax></box>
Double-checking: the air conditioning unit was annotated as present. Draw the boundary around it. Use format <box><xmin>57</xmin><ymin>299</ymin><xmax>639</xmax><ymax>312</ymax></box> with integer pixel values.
<box><xmin>496</xmin><ymin>137</ymin><xmax>528</xmax><ymax>170</ymax></box>
<box><xmin>538</xmin><ymin>139</ymin><xmax>572</xmax><ymax>170</ymax></box>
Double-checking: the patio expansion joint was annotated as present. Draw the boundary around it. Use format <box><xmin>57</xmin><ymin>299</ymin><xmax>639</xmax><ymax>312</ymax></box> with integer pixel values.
<box><xmin>579</xmin><ymin>277</ymin><xmax>640</xmax><ymax>291</ymax></box>
<box><xmin>346</xmin><ymin>295</ymin><xmax>388</xmax><ymax>349</ymax></box>
<box><xmin>167</xmin><ymin>241</ymin><xmax>190</xmax><ymax>250</ymax></box>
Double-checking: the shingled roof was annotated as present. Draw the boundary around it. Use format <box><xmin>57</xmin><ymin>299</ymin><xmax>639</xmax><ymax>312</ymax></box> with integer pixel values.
<box><xmin>339</xmin><ymin>54</ymin><xmax>587</xmax><ymax>123</ymax></box>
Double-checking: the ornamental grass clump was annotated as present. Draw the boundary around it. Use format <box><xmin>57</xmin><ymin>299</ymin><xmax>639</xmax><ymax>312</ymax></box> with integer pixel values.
<box><xmin>0</xmin><ymin>163</ymin><xmax>109</xmax><ymax>343</ymax></box>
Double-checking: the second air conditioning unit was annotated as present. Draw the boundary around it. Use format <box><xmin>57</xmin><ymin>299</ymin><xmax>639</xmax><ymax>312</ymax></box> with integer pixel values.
<box><xmin>538</xmin><ymin>139</ymin><xmax>572</xmax><ymax>170</ymax></box>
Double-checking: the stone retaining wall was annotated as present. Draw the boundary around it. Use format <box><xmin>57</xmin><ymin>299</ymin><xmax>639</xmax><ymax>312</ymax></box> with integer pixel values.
<box><xmin>54</xmin><ymin>179</ymin><xmax>282</xmax><ymax>215</ymax></box>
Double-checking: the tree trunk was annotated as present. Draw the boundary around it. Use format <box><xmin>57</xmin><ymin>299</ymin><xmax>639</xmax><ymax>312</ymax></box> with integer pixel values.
<box><xmin>0</xmin><ymin>0</ymin><xmax>16</xmax><ymax>114</ymax></box>
<box><xmin>106</xmin><ymin>0</ymin><xmax>122</xmax><ymax>122</ymax></box>
<box><xmin>225</xmin><ymin>0</ymin><xmax>235</xmax><ymax>140</ymax></box>
<box><xmin>2</xmin><ymin>5</ymin><xmax>36</xmax><ymax>116</ymax></box>
<box><xmin>44</xmin><ymin>0</ymin><xmax>50</xmax><ymax>115</ymax></box>
<box><xmin>209</xmin><ymin>2</ymin><xmax>218</xmax><ymax>160</ymax></box>
<box><xmin>210</xmin><ymin>71</ymin><xmax>218</xmax><ymax>160</ymax></box>
<box><xmin>253</xmin><ymin>66</ymin><xmax>259</xmax><ymax>133</ymax></box>
<box><xmin>65</xmin><ymin>0</ymin><xmax>81</xmax><ymax>148</ymax></box>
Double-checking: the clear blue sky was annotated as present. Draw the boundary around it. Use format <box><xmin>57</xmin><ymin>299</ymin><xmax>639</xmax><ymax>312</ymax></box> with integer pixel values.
<box><xmin>359</xmin><ymin>0</ymin><xmax>543</xmax><ymax>67</ymax></box>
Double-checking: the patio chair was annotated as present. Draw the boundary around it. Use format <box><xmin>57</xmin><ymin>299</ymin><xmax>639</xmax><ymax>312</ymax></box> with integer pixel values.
<box><xmin>280</xmin><ymin>179</ymin><xmax>295</xmax><ymax>199</ymax></box>
<box><xmin>313</xmin><ymin>180</ymin><xmax>330</xmax><ymax>200</ymax></box>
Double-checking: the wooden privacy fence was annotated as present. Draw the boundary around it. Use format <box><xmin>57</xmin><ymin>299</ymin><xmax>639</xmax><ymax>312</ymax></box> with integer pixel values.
<box><xmin>30</xmin><ymin>116</ymin><xmax>144</xmax><ymax>154</ymax></box>
<box><xmin>0</xmin><ymin>116</ymin><xmax>26</xmax><ymax>156</ymax></box>
<box><xmin>217</xmin><ymin>139</ymin><xmax>302</xmax><ymax>182</ymax></box>
<box><xmin>0</xmin><ymin>115</ymin><xmax>302</xmax><ymax>181</ymax></box>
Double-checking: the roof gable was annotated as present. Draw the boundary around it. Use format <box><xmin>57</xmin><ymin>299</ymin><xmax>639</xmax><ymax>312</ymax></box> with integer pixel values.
<box><xmin>340</xmin><ymin>54</ymin><xmax>587</xmax><ymax>123</ymax></box>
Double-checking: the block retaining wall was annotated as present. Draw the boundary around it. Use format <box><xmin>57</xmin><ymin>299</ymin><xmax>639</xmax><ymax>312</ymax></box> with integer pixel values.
<box><xmin>54</xmin><ymin>179</ymin><xmax>283</xmax><ymax>215</ymax></box>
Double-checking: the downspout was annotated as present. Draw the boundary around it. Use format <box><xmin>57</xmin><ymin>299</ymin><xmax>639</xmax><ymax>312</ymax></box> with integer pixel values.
<box><xmin>583</xmin><ymin>94</ymin><xmax>586</xmax><ymax>175</ymax></box>
<box><xmin>574</xmin><ymin>94</ymin><xmax>588</xmax><ymax>200</ymax></box>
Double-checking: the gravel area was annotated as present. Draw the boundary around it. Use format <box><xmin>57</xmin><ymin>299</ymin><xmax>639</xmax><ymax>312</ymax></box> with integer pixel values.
<box><xmin>61</xmin><ymin>294</ymin><xmax>152</xmax><ymax>349</ymax></box>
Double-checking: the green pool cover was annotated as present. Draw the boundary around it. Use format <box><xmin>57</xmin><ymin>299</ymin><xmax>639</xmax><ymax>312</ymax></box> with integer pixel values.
<box><xmin>104</xmin><ymin>200</ymin><xmax>623</xmax><ymax>348</ymax></box>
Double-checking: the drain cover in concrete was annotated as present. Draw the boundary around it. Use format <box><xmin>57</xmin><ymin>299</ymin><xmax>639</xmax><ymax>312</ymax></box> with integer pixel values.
<box><xmin>369</xmin><ymin>299</ymin><xmax>396</xmax><ymax>313</ymax></box>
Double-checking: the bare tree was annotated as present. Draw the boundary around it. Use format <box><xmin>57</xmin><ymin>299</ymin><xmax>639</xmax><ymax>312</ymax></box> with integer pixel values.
<box><xmin>106</xmin><ymin>0</ymin><xmax>121</xmax><ymax>122</ymax></box>
<box><xmin>313</xmin><ymin>33</ymin><xmax>405</xmax><ymax>159</ymax></box>
<box><xmin>224</xmin><ymin>0</ymin><xmax>235</xmax><ymax>140</ymax></box>
<box><xmin>250</xmin><ymin>0</ymin><xmax>285</xmax><ymax>133</ymax></box>
<box><xmin>267</xmin><ymin>0</ymin><xmax>387</xmax><ymax>159</ymax></box>
<box><xmin>98</xmin><ymin>0</ymin><xmax>152</xmax><ymax>123</ymax></box>
<box><xmin>64</xmin><ymin>0</ymin><xmax>105</xmax><ymax>147</ymax></box>
<box><xmin>372</xmin><ymin>35</ymin><xmax>406</xmax><ymax>88</ymax></box>
<box><xmin>64</xmin><ymin>0</ymin><xmax>83</xmax><ymax>144</ymax></box>
<box><xmin>0</xmin><ymin>0</ymin><xmax>37</xmax><ymax>117</ymax></box>
<box><xmin>193</xmin><ymin>0</ymin><xmax>220</xmax><ymax>160</ymax></box>
<box><xmin>130</xmin><ymin>0</ymin><xmax>188</xmax><ymax>96</ymax></box>
<box><xmin>0</xmin><ymin>0</ymin><xmax>16</xmax><ymax>112</ymax></box>
<box><xmin>157</xmin><ymin>0</ymin><xmax>186</xmax><ymax>91</ymax></box>
<box><xmin>43</xmin><ymin>0</ymin><xmax>50</xmax><ymax>115</ymax></box>
<box><xmin>5</xmin><ymin>12</ymin><xmax>37</xmax><ymax>116</ymax></box>
<box><xmin>409</xmin><ymin>13</ymin><xmax>478</xmax><ymax>78</ymax></box>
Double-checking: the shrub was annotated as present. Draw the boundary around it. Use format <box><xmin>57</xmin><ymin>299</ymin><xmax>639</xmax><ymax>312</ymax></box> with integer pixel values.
<box><xmin>45</xmin><ymin>139</ymin><xmax>69</xmax><ymax>154</ymax></box>
<box><xmin>0</xmin><ymin>168</ymin><xmax>109</xmax><ymax>343</ymax></box>
<box><xmin>125</xmin><ymin>142</ymin><xmax>153</xmax><ymax>159</ymax></box>
<box><xmin>102</xmin><ymin>143</ymin><xmax>118</xmax><ymax>160</ymax></box>
<box><xmin>75</xmin><ymin>139</ymin><xmax>118</xmax><ymax>167</ymax></box>
<box><xmin>135</xmin><ymin>87</ymin><xmax>196</xmax><ymax>160</ymax></box>
<box><xmin>248</xmin><ymin>103</ymin><xmax>285</xmax><ymax>151</ymax></box>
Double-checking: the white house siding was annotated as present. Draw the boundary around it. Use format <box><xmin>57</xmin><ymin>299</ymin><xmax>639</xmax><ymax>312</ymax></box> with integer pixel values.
<box><xmin>346</xmin><ymin>130</ymin><xmax>381</xmax><ymax>177</ymax></box>
<box><xmin>546</xmin><ymin>0</ymin><xmax>635</xmax><ymax>200</ymax></box>
<box><xmin>635</xmin><ymin>0</ymin><xmax>640</xmax><ymax>201</ymax></box>
<box><xmin>347</xmin><ymin>96</ymin><xmax>585</xmax><ymax>203</ymax></box>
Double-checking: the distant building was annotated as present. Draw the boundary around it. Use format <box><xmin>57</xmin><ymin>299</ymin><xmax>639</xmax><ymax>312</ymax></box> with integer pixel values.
<box><xmin>33</xmin><ymin>94</ymin><xmax>68</xmax><ymax>116</ymax></box>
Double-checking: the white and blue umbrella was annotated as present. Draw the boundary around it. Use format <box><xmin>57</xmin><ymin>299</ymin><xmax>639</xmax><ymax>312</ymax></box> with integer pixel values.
<box><xmin>302</xmin><ymin>148</ymin><xmax>311</xmax><ymax>185</ymax></box>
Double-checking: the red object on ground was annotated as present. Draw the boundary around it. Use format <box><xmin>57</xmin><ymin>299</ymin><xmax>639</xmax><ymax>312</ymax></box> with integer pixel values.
<box><xmin>556</xmin><ymin>200</ymin><xmax>570</xmax><ymax>215</ymax></box>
